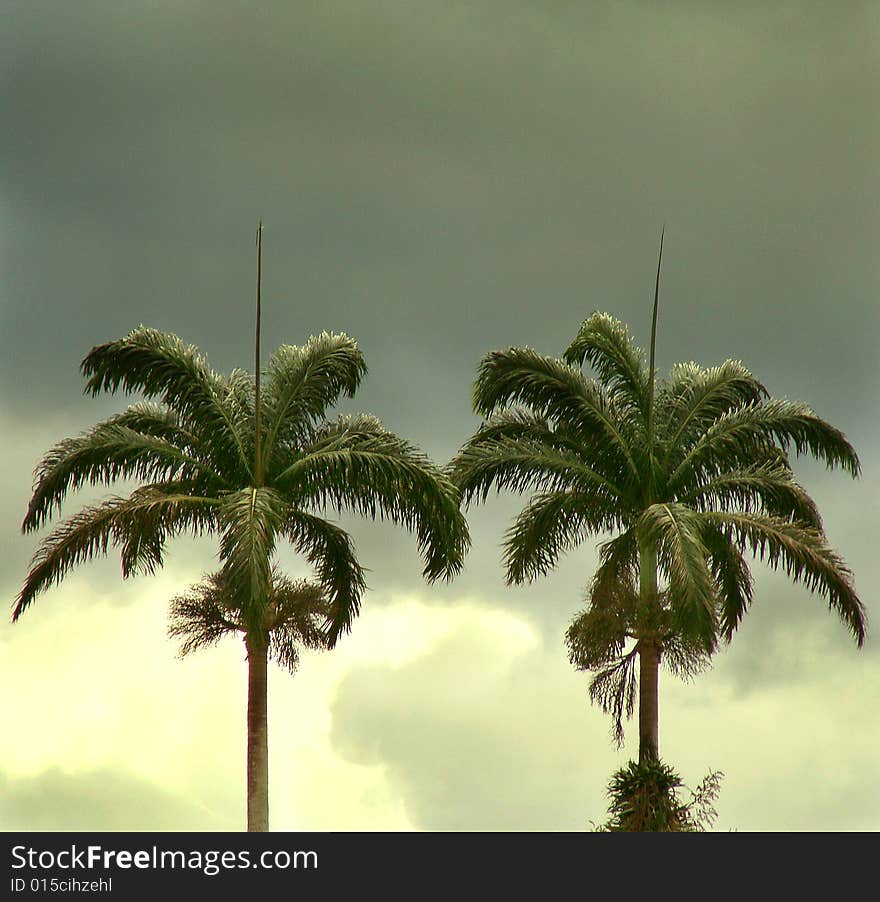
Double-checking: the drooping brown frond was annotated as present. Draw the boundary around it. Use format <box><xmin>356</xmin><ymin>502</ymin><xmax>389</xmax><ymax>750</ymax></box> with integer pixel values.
<box><xmin>168</xmin><ymin>568</ymin><xmax>331</xmax><ymax>673</ymax></box>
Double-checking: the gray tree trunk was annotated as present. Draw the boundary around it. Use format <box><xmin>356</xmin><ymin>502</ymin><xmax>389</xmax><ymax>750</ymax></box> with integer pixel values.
<box><xmin>638</xmin><ymin>641</ymin><xmax>660</xmax><ymax>763</ymax></box>
<box><xmin>638</xmin><ymin>540</ymin><xmax>660</xmax><ymax>763</ymax></box>
<box><xmin>246</xmin><ymin>631</ymin><xmax>269</xmax><ymax>832</ymax></box>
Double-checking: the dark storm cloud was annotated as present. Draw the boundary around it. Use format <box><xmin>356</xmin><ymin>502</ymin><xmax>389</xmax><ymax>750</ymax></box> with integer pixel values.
<box><xmin>3</xmin><ymin>1</ymin><xmax>877</xmax><ymax>419</ymax></box>
<box><xmin>2</xmin><ymin>2</ymin><xmax>876</xmax><ymax>636</ymax></box>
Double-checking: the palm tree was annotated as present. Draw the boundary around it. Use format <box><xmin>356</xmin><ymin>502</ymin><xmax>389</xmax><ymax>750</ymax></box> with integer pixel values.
<box><xmin>450</xmin><ymin>245</ymin><xmax>865</xmax><ymax>764</ymax></box>
<box><xmin>16</xmin><ymin>323</ymin><xmax>468</xmax><ymax>831</ymax></box>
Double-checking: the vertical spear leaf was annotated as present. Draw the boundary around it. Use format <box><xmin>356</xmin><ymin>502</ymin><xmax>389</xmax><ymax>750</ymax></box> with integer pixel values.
<box><xmin>646</xmin><ymin>224</ymin><xmax>665</xmax><ymax>462</ymax></box>
<box><xmin>254</xmin><ymin>220</ymin><xmax>263</xmax><ymax>484</ymax></box>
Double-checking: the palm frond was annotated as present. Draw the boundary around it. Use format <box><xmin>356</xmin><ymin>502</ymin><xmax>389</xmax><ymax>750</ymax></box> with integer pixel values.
<box><xmin>638</xmin><ymin>503</ymin><xmax>716</xmax><ymax>651</ymax></box>
<box><xmin>285</xmin><ymin>510</ymin><xmax>366</xmax><ymax>646</ymax></box>
<box><xmin>81</xmin><ymin>327</ymin><xmax>253</xmax><ymax>479</ymax></box>
<box><xmin>451</xmin><ymin>433</ymin><xmax>629</xmax><ymax>508</ymax></box>
<box><xmin>14</xmin><ymin>487</ymin><xmax>218</xmax><ymax>620</ymax></box>
<box><xmin>455</xmin><ymin>409</ymin><xmax>597</xmax><ymax>458</ymax></box>
<box><xmin>117</xmin><ymin>484</ymin><xmax>219</xmax><ymax>578</ymax></box>
<box><xmin>23</xmin><ymin>420</ymin><xmax>225</xmax><ymax>532</ymax></box>
<box><xmin>703</xmin><ymin>511</ymin><xmax>866</xmax><ymax>646</ymax></box>
<box><xmin>472</xmin><ymin>348</ymin><xmax>641</xmax><ymax>484</ymax></box>
<box><xmin>677</xmin><ymin>461</ymin><xmax>822</xmax><ymax>529</ymax></box>
<box><xmin>503</xmin><ymin>490</ymin><xmax>627</xmax><ymax>584</ymax></box>
<box><xmin>107</xmin><ymin>401</ymin><xmax>202</xmax><ymax>446</ymax></box>
<box><xmin>217</xmin><ymin>487</ymin><xmax>288</xmax><ymax>632</ymax></box>
<box><xmin>224</xmin><ymin>367</ymin><xmax>257</xmax><ymax>461</ymax></box>
<box><xmin>563</xmin><ymin>312</ymin><xmax>650</xmax><ymax>422</ymax></box>
<box><xmin>261</xmin><ymin>333</ymin><xmax>367</xmax><ymax>468</ymax></box>
<box><xmin>278</xmin><ymin>417</ymin><xmax>469</xmax><ymax>585</ymax></box>
<box><xmin>702</xmin><ymin>525</ymin><xmax>755</xmax><ymax>641</ymax></box>
<box><xmin>668</xmin><ymin>399</ymin><xmax>860</xmax><ymax>495</ymax></box>
<box><xmin>659</xmin><ymin>360</ymin><xmax>767</xmax><ymax>463</ymax></box>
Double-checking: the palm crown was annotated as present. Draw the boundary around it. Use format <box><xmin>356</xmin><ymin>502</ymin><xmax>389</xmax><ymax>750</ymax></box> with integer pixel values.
<box><xmin>451</xmin><ymin>311</ymin><xmax>864</xmax><ymax>755</ymax></box>
<box><xmin>17</xmin><ymin>327</ymin><xmax>469</xmax><ymax>643</ymax></box>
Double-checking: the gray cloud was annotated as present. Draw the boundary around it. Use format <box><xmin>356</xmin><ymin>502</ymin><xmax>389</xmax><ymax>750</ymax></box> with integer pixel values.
<box><xmin>2</xmin><ymin>1</ymin><xmax>877</xmax><ymax>424</ymax></box>
<box><xmin>328</xmin><ymin>598</ymin><xmax>879</xmax><ymax>831</ymax></box>
<box><xmin>0</xmin><ymin>767</ymin><xmax>235</xmax><ymax>831</ymax></box>
<box><xmin>329</xmin><ymin>619</ymin><xmax>618</xmax><ymax>829</ymax></box>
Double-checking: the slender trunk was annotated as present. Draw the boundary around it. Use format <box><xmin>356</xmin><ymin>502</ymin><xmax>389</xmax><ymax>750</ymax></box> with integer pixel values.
<box><xmin>638</xmin><ymin>641</ymin><xmax>660</xmax><ymax>764</ymax></box>
<box><xmin>246</xmin><ymin>630</ymin><xmax>269</xmax><ymax>832</ymax></box>
<box><xmin>638</xmin><ymin>540</ymin><xmax>660</xmax><ymax>763</ymax></box>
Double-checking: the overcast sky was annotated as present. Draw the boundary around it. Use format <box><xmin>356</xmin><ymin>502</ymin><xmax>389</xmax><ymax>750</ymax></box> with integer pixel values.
<box><xmin>1</xmin><ymin>1</ymin><xmax>878</xmax><ymax>832</ymax></box>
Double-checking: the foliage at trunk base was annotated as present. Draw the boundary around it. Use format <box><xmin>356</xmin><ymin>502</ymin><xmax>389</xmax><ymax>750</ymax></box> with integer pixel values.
<box><xmin>594</xmin><ymin>758</ymin><xmax>723</xmax><ymax>832</ymax></box>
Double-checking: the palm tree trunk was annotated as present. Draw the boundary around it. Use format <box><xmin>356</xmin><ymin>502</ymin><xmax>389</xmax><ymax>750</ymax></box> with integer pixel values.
<box><xmin>638</xmin><ymin>540</ymin><xmax>660</xmax><ymax>763</ymax></box>
<box><xmin>638</xmin><ymin>641</ymin><xmax>660</xmax><ymax>763</ymax></box>
<box><xmin>245</xmin><ymin>630</ymin><xmax>269</xmax><ymax>831</ymax></box>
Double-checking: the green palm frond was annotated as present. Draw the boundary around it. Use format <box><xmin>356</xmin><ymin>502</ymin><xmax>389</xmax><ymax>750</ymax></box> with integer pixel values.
<box><xmin>638</xmin><ymin>504</ymin><xmax>716</xmax><ymax>651</ymax></box>
<box><xmin>81</xmin><ymin>327</ymin><xmax>253</xmax><ymax>479</ymax></box>
<box><xmin>472</xmin><ymin>348</ymin><xmax>640</xmax><ymax>483</ymax></box>
<box><xmin>224</xmin><ymin>368</ymin><xmax>257</xmax><ymax>460</ymax></box>
<box><xmin>23</xmin><ymin>421</ymin><xmax>225</xmax><ymax>532</ymax></box>
<box><xmin>668</xmin><ymin>399</ymin><xmax>860</xmax><ymax>495</ymax></box>
<box><xmin>702</xmin><ymin>525</ymin><xmax>755</xmax><ymax>641</ymax></box>
<box><xmin>451</xmin><ymin>434</ymin><xmax>628</xmax><ymax>507</ymax></box>
<box><xmin>704</xmin><ymin>511</ymin><xmax>866</xmax><ymax>646</ymax></box>
<box><xmin>115</xmin><ymin>484</ymin><xmax>219</xmax><ymax>577</ymax></box>
<box><xmin>659</xmin><ymin>361</ymin><xmax>767</xmax><ymax>461</ymax></box>
<box><xmin>279</xmin><ymin>418</ymin><xmax>469</xmax><ymax>584</ymax></box>
<box><xmin>261</xmin><ymin>333</ymin><xmax>367</xmax><ymax>467</ymax></box>
<box><xmin>14</xmin><ymin>488</ymin><xmax>218</xmax><ymax>620</ymax></box>
<box><xmin>503</xmin><ymin>490</ymin><xmax>628</xmax><ymax>584</ymax></box>
<box><xmin>285</xmin><ymin>510</ymin><xmax>366</xmax><ymax>646</ymax></box>
<box><xmin>108</xmin><ymin>401</ymin><xmax>203</xmax><ymax>447</ymax></box>
<box><xmin>678</xmin><ymin>461</ymin><xmax>822</xmax><ymax>529</ymax></box>
<box><xmin>217</xmin><ymin>487</ymin><xmax>288</xmax><ymax>632</ymax></box>
<box><xmin>564</xmin><ymin>312</ymin><xmax>650</xmax><ymax>421</ymax></box>
<box><xmin>457</xmin><ymin>409</ymin><xmax>577</xmax><ymax>448</ymax></box>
